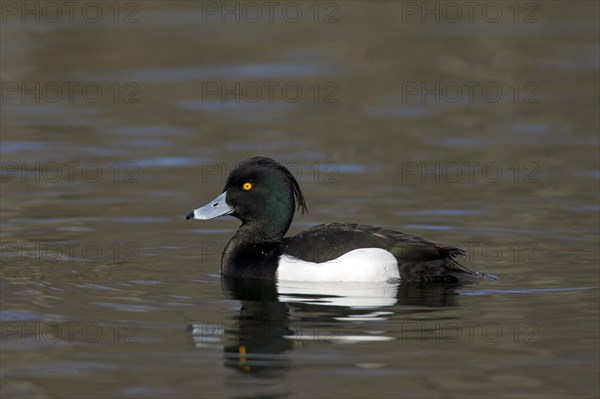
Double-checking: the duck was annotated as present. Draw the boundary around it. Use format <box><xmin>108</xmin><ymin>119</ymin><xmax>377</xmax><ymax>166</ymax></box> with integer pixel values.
<box><xmin>186</xmin><ymin>156</ymin><xmax>486</xmax><ymax>284</ymax></box>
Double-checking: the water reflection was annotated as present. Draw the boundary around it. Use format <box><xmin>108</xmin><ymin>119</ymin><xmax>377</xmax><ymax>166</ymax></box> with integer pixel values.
<box><xmin>188</xmin><ymin>277</ymin><xmax>464</xmax><ymax>375</ymax></box>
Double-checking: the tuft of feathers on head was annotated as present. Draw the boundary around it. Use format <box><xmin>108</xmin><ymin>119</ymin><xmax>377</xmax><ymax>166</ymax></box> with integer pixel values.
<box><xmin>286</xmin><ymin>165</ymin><xmax>308</xmax><ymax>215</ymax></box>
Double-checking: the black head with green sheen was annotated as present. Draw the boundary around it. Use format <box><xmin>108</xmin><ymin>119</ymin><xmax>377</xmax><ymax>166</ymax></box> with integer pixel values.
<box><xmin>186</xmin><ymin>157</ymin><xmax>307</xmax><ymax>240</ymax></box>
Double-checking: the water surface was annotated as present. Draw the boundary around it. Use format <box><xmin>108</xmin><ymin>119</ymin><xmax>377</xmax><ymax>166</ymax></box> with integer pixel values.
<box><xmin>1</xmin><ymin>2</ymin><xmax>598</xmax><ymax>398</ymax></box>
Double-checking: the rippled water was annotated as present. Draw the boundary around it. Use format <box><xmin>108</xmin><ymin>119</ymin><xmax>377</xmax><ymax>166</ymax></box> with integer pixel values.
<box><xmin>1</xmin><ymin>2</ymin><xmax>599</xmax><ymax>398</ymax></box>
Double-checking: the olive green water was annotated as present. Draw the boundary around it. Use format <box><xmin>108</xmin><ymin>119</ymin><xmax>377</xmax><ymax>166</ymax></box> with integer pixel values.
<box><xmin>1</xmin><ymin>2</ymin><xmax>598</xmax><ymax>398</ymax></box>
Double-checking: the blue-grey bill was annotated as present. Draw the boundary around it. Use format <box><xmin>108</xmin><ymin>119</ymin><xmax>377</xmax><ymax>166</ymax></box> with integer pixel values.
<box><xmin>186</xmin><ymin>191</ymin><xmax>233</xmax><ymax>220</ymax></box>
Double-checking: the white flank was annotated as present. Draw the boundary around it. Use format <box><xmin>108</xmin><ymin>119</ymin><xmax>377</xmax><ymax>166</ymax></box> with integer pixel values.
<box><xmin>277</xmin><ymin>248</ymin><xmax>400</xmax><ymax>282</ymax></box>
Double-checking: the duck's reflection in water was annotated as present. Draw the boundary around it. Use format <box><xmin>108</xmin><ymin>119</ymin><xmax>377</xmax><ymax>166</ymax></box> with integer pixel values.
<box><xmin>220</xmin><ymin>278</ymin><xmax>292</xmax><ymax>375</ymax></box>
<box><xmin>188</xmin><ymin>276</ymin><xmax>464</xmax><ymax>375</ymax></box>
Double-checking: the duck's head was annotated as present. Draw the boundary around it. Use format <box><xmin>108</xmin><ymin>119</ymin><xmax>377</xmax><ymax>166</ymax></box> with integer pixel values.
<box><xmin>186</xmin><ymin>157</ymin><xmax>307</xmax><ymax>240</ymax></box>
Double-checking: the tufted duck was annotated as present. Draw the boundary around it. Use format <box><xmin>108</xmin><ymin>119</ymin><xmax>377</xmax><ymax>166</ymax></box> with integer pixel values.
<box><xmin>186</xmin><ymin>157</ymin><xmax>487</xmax><ymax>283</ymax></box>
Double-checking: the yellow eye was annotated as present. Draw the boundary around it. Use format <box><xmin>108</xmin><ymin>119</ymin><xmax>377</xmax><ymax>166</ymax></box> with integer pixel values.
<box><xmin>242</xmin><ymin>182</ymin><xmax>252</xmax><ymax>191</ymax></box>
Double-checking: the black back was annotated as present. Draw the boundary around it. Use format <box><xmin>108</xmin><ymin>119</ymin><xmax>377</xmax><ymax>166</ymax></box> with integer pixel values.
<box><xmin>282</xmin><ymin>223</ymin><xmax>477</xmax><ymax>283</ymax></box>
